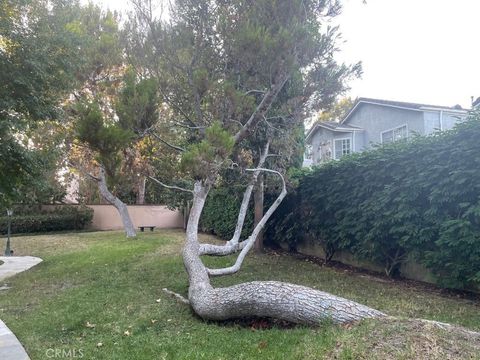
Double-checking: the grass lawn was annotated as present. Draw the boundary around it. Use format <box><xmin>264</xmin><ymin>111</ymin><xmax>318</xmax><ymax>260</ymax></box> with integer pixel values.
<box><xmin>0</xmin><ymin>230</ymin><xmax>479</xmax><ymax>359</ymax></box>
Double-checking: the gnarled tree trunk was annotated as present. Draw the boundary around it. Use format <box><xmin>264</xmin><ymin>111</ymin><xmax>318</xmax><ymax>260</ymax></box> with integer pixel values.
<box><xmin>183</xmin><ymin>177</ymin><xmax>385</xmax><ymax>325</ymax></box>
<box><xmin>97</xmin><ymin>168</ymin><xmax>136</xmax><ymax>238</ymax></box>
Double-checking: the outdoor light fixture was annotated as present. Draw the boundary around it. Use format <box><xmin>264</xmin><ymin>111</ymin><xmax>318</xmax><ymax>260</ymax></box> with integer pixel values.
<box><xmin>4</xmin><ymin>209</ymin><xmax>13</xmax><ymax>256</ymax></box>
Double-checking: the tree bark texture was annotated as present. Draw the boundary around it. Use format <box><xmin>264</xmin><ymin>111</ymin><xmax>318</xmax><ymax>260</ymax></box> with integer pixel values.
<box><xmin>253</xmin><ymin>174</ymin><xmax>264</xmax><ymax>252</ymax></box>
<box><xmin>97</xmin><ymin>168</ymin><xmax>137</xmax><ymax>237</ymax></box>
<box><xmin>136</xmin><ymin>176</ymin><xmax>146</xmax><ymax>205</ymax></box>
<box><xmin>183</xmin><ymin>181</ymin><xmax>385</xmax><ymax>325</ymax></box>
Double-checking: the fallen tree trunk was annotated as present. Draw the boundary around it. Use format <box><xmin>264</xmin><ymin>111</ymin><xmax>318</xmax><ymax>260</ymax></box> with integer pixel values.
<box><xmin>190</xmin><ymin>281</ymin><xmax>385</xmax><ymax>324</ymax></box>
<box><xmin>183</xmin><ymin>180</ymin><xmax>385</xmax><ymax>325</ymax></box>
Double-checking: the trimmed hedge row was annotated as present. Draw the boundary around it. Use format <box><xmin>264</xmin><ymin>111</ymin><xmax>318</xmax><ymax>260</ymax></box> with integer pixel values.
<box><xmin>267</xmin><ymin>114</ymin><xmax>480</xmax><ymax>289</ymax></box>
<box><xmin>0</xmin><ymin>206</ymin><xmax>93</xmax><ymax>234</ymax></box>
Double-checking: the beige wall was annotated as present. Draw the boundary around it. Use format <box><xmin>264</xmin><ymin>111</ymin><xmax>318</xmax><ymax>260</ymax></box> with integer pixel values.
<box><xmin>294</xmin><ymin>241</ymin><xmax>441</xmax><ymax>285</ymax></box>
<box><xmin>88</xmin><ymin>205</ymin><xmax>183</xmax><ymax>230</ymax></box>
<box><xmin>42</xmin><ymin>205</ymin><xmax>183</xmax><ymax>231</ymax></box>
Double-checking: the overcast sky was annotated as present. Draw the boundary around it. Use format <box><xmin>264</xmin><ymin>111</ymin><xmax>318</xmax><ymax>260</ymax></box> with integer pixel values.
<box><xmin>97</xmin><ymin>0</ymin><xmax>480</xmax><ymax>109</ymax></box>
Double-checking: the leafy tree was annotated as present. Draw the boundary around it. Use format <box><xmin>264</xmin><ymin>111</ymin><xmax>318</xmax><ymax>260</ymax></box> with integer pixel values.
<box><xmin>126</xmin><ymin>0</ymin><xmax>381</xmax><ymax>325</ymax></box>
<box><xmin>72</xmin><ymin>67</ymin><xmax>161</xmax><ymax>237</ymax></box>
<box><xmin>317</xmin><ymin>97</ymin><xmax>354</xmax><ymax>123</ymax></box>
<box><xmin>0</xmin><ymin>0</ymin><xmax>91</xmax><ymax>206</ymax></box>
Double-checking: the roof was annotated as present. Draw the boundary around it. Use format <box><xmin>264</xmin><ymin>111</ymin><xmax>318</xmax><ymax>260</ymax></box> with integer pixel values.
<box><xmin>305</xmin><ymin>121</ymin><xmax>363</xmax><ymax>142</ymax></box>
<box><xmin>473</xmin><ymin>97</ymin><xmax>480</xmax><ymax>108</ymax></box>
<box><xmin>341</xmin><ymin>97</ymin><xmax>467</xmax><ymax>124</ymax></box>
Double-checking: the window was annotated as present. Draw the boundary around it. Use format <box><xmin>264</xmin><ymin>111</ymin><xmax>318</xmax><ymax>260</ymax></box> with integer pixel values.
<box><xmin>334</xmin><ymin>138</ymin><xmax>351</xmax><ymax>160</ymax></box>
<box><xmin>381</xmin><ymin>125</ymin><xmax>407</xmax><ymax>144</ymax></box>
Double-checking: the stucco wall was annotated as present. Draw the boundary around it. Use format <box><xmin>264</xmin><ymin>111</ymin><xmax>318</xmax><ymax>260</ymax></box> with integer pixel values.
<box><xmin>295</xmin><ymin>240</ymin><xmax>438</xmax><ymax>285</ymax></box>
<box><xmin>347</xmin><ymin>103</ymin><xmax>425</xmax><ymax>148</ymax></box>
<box><xmin>42</xmin><ymin>205</ymin><xmax>184</xmax><ymax>231</ymax></box>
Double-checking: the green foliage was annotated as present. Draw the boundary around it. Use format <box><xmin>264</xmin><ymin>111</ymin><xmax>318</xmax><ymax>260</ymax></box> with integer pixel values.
<box><xmin>0</xmin><ymin>121</ymin><xmax>36</xmax><ymax>206</ymax></box>
<box><xmin>126</xmin><ymin>0</ymin><xmax>358</xmax><ymax>188</ymax></box>
<box><xmin>316</xmin><ymin>97</ymin><xmax>354</xmax><ymax>123</ymax></box>
<box><xmin>0</xmin><ymin>206</ymin><xmax>93</xmax><ymax>234</ymax></box>
<box><xmin>199</xmin><ymin>187</ymin><xmax>253</xmax><ymax>239</ymax></box>
<box><xmin>181</xmin><ymin>122</ymin><xmax>234</xmax><ymax>179</ymax></box>
<box><xmin>269</xmin><ymin>114</ymin><xmax>480</xmax><ymax>288</ymax></box>
<box><xmin>0</xmin><ymin>0</ymin><xmax>103</xmax><ymax>206</ymax></box>
<box><xmin>115</xmin><ymin>70</ymin><xmax>159</xmax><ymax>134</ymax></box>
<box><xmin>75</xmin><ymin>100</ymin><xmax>133</xmax><ymax>179</ymax></box>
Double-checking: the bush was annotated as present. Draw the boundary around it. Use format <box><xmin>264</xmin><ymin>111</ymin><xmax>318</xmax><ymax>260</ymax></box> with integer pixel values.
<box><xmin>200</xmin><ymin>187</ymin><xmax>254</xmax><ymax>240</ymax></box>
<box><xmin>269</xmin><ymin>114</ymin><xmax>480</xmax><ymax>289</ymax></box>
<box><xmin>0</xmin><ymin>206</ymin><xmax>93</xmax><ymax>234</ymax></box>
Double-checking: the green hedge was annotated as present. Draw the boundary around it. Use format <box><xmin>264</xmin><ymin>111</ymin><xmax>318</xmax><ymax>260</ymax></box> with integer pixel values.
<box><xmin>199</xmin><ymin>187</ymin><xmax>254</xmax><ymax>240</ymax></box>
<box><xmin>0</xmin><ymin>206</ymin><xmax>93</xmax><ymax>234</ymax></box>
<box><xmin>268</xmin><ymin>114</ymin><xmax>480</xmax><ymax>289</ymax></box>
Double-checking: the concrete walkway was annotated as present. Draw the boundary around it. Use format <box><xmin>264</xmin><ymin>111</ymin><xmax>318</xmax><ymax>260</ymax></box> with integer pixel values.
<box><xmin>0</xmin><ymin>256</ymin><xmax>43</xmax><ymax>360</ymax></box>
<box><xmin>0</xmin><ymin>320</ymin><xmax>30</xmax><ymax>360</ymax></box>
<box><xmin>0</xmin><ymin>256</ymin><xmax>43</xmax><ymax>282</ymax></box>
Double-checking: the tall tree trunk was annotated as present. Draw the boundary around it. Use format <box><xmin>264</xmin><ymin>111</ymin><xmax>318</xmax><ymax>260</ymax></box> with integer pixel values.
<box><xmin>97</xmin><ymin>168</ymin><xmax>136</xmax><ymax>238</ymax></box>
<box><xmin>183</xmin><ymin>200</ymin><xmax>191</xmax><ymax>230</ymax></box>
<box><xmin>136</xmin><ymin>176</ymin><xmax>146</xmax><ymax>205</ymax></box>
<box><xmin>183</xmin><ymin>181</ymin><xmax>385</xmax><ymax>325</ymax></box>
<box><xmin>253</xmin><ymin>174</ymin><xmax>264</xmax><ymax>252</ymax></box>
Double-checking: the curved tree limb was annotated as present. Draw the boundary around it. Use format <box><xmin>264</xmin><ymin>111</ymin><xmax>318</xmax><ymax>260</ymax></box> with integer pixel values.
<box><xmin>150</xmin><ymin>132</ymin><xmax>185</xmax><ymax>152</ymax></box>
<box><xmin>148</xmin><ymin>176</ymin><xmax>193</xmax><ymax>194</ymax></box>
<box><xmin>207</xmin><ymin>168</ymin><xmax>287</xmax><ymax>276</ymax></box>
<box><xmin>233</xmin><ymin>73</ymin><xmax>289</xmax><ymax>144</ymax></box>
<box><xmin>199</xmin><ymin>142</ymin><xmax>270</xmax><ymax>256</ymax></box>
<box><xmin>199</xmin><ymin>241</ymin><xmax>247</xmax><ymax>256</ymax></box>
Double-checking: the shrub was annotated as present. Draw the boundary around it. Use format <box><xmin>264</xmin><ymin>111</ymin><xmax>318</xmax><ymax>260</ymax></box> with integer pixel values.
<box><xmin>200</xmin><ymin>187</ymin><xmax>254</xmax><ymax>240</ymax></box>
<box><xmin>268</xmin><ymin>114</ymin><xmax>480</xmax><ymax>289</ymax></box>
<box><xmin>0</xmin><ymin>206</ymin><xmax>93</xmax><ymax>234</ymax></box>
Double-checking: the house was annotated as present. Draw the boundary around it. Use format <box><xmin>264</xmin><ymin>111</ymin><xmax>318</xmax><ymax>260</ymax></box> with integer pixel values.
<box><xmin>304</xmin><ymin>97</ymin><xmax>468</xmax><ymax>166</ymax></box>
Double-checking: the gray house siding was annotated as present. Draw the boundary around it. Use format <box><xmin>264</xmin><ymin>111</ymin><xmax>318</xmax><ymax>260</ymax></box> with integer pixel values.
<box><xmin>346</xmin><ymin>104</ymin><xmax>424</xmax><ymax>149</ymax></box>
<box><xmin>424</xmin><ymin>111</ymin><xmax>463</xmax><ymax>134</ymax></box>
<box><xmin>309</xmin><ymin>129</ymin><xmax>354</xmax><ymax>163</ymax></box>
<box><xmin>353</xmin><ymin>131</ymin><xmax>364</xmax><ymax>152</ymax></box>
<box><xmin>304</xmin><ymin>98</ymin><xmax>468</xmax><ymax>166</ymax></box>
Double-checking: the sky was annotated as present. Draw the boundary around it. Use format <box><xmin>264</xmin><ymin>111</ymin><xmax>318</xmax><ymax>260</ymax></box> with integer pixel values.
<box><xmin>96</xmin><ymin>0</ymin><xmax>480</xmax><ymax>109</ymax></box>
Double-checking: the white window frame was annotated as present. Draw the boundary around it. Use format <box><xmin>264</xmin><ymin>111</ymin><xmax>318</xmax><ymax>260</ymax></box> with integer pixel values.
<box><xmin>333</xmin><ymin>137</ymin><xmax>352</xmax><ymax>160</ymax></box>
<box><xmin>381</xmin><ymin>124</ymin><xmax>408</xmax><ymax>144</ymax></box>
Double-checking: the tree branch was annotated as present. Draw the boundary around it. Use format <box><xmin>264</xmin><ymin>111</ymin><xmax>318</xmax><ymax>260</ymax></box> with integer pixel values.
<box><xmin>148</xmin><ymin>176</ymin><xmax>193</xmax><ymax>194</ymax></box>
<box><xmin>162</xmin><ymin>288</ymin><xmax>190</xmax><ymax>305</ymax></box>
<box><xmin>243</xmin><ymin>89</ymin><xmax>266</xmax><ymax>96</ymax></box>
<box><xmin>233</xmin><ymin>73</ymin><xmax>290</xmax><ymax>144</ymax></box>
<box><xmin>150</xmin><ymin>132</ymin><xmax>186</xmax><ymax>152</ymax></box>
<box><xmin>68</xmin><ymin>161</ymin><xmax>100</xmax><ymax>182</ymax></box>
<box><xmin>170</xmin><ymin>121</ymin><xmax>206</xmax><ymax>130</ymax></box>
<box><xmin>199</xmin><ymin>141</ymin><xmax>270</xmax><ymax>256</ymax></box>
<box><xmin>207</xmin><ymin>168</ymin><xmax>287</xmax><ymax>276</ymax></box>
<box><xmin>199</xmin><ymin>241</ymin><xmax>247</xmax><ymax>256</ymax></box>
